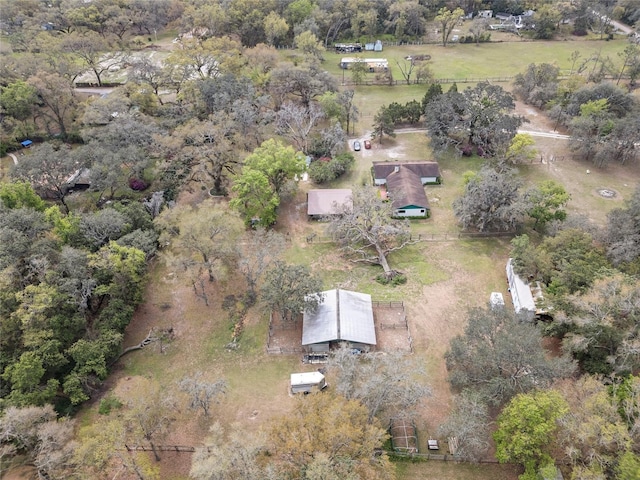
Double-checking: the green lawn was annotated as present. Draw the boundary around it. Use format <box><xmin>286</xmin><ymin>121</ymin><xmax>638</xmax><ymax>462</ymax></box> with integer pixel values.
<box><xmin>316</xmin><ymin>37</ymin><xmax>630</xmax><ymax>126</ymax></box>
<box><xmin>321</xmin><ymin>37</ymin><xmax>628</xmax><ymax>82</ymax></box>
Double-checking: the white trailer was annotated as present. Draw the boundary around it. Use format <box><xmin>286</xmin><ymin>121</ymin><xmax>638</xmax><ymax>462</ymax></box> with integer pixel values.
<box><xmin>290</xmin><ymin>372</ymin><xmax>327</xmax><ymax>394</ymax></box>
<box><xmin>506</xmin><ymin>258</ymin><xmax>536</xmax><ymax>319</ymax></box>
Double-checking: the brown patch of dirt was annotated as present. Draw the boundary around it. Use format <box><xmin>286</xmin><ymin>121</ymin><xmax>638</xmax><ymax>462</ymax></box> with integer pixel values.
<box><xmin>1</xmin><ymin>465</ymin><xmax>37</xmax><ymax>480</ymax></box>
<box><xmin>374</xmin><ymin>306</ymin><xmax>412</xmax><ymax>353</ymax></box>
<box><xmin>513</xmin><ymin>100</ymin><xmax>566</xmax><ymax>134</ymax></box>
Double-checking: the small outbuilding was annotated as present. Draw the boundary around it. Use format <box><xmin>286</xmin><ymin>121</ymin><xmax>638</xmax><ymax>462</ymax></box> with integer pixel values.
<box><xmin>20</xmin><ymin>140</ymin><xmax>33</xmax><ymax>148</ymax></box>
<box><xmin>307</xmin><ymin>189</ymin><xmax>352</xmax><ymax>218</ymax></box>
<box><xmin>290</xmin><ymin>371</ymin><xmax>327</xmax><ymax>394</ymax></box>
<box><xmin>490</xmin><ymin>292</ymin><xmax>505</xmax><ymax>310</ymax></box>
<box><xmin>302</xmin><ymin>289</ymin><xmax>376</xmax><ymax>352</ymax></box>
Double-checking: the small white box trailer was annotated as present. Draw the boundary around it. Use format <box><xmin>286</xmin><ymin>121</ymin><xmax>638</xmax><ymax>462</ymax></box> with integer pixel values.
<box><xmin>290</xmin><ymin>372</ymin><xmax>327</xmax><ymax>394</ymax></box>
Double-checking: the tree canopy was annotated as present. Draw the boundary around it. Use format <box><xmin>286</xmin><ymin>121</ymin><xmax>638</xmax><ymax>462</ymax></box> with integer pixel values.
<box><xmin>445</xmin><ymin>307</ymin><xmax>576</xmax><ymax>406</ymax></box>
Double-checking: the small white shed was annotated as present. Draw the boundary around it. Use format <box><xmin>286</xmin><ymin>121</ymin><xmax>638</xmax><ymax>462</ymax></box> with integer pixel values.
<box><xmin>490</xmin><ymin>292</ymin><xmax>505</xmax><ymax>310</ymax></box>
<box><xmin>290</xmin><ymin>372</ymin><xmax>327</xmax><ymax>394</ymax></box>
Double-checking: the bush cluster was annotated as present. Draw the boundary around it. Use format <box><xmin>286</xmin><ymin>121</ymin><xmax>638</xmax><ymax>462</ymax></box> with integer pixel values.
<box><xmin>375</xmin><ymin>273</ymin><xmax>407</xmax><ymax>286</ymax></box>
<box><xmin>458</xmin><ymin>33</ymin><xmax>491</xmax><ymax>43</ymax></box>
<box><xmin>308</xmin><ymin>153</ymin><xmax>355</xmax><ymax>184</ymax></box>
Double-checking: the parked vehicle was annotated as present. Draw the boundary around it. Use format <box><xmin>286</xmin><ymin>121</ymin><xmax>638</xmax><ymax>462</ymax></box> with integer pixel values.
<box><xmin>353</xmin><ymin>140</ymin><xmax>361</xmax><ymax>151</ymax></box>
<box><xmin>364</xmin><ymin>140</ymin><xmax>371</xmax><ymax>149</ymax></box>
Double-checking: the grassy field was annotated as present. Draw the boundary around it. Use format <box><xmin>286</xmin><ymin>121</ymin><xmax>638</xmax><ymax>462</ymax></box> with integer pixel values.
<box><xmin>321</xmin><ymin>37</ymin><xmax>629</xmax><ymax>83</ymax></box>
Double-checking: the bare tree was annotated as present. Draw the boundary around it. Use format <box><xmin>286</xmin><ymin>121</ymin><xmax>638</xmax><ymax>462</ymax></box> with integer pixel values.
<box><xmin>327</xmin><ymin>187</ymin><xmax>415</xmax><ymax>279</ymax></box>
<box><xmin>179</xmin><ymin>373</ymin><xmax>227</xmax><ymax>417</ymax></box>
<box><xmin>336</xmin><ymin>89</ymin><xmax>359</xmax><ymax>135</ymax></box>
<box><xmin>0</xmin><ymin>405</ymin><xmax>76</xmax><ymax>479</ymax></box>
<box><xmin>126</xmin><ymin>383</ymin><xmax>175</xmax><ymax>462</ymax></box>
<box><xmin>326</xmin><ymin>343</ymin><xmax>431</xmax><ymax>423</ymax></box>
<box><xmin>438</xmin><ymin>391</ymin><xmax>492</xmax><ymax>461</ymax></box>
<box><xmin>396</xmin><ymin>58</ymin><xmax>416</xmax><ymax>85</ymax></box>
<box><xmin>191</xmin><ymin>422</ymin><xmax>271</xmax><ymax>480</ymax></box>
<box><xmin>238</xmin><ymin>228</ymin><xmax>286</xmax><ymax>303</ymax></box>
<box><xmin>276</xmin><ymin>100</ymin><xmax>325</xmax><ymax>153</ymax></box>
<box><xmin>11</xmin><ymin>142</ymin><xmax>83</xmax><ymax>213</ymax></box>
<box><xmin>469</xmin><ymin>18</ymin><xmax>489</xmax><ymax>46</ymax></box>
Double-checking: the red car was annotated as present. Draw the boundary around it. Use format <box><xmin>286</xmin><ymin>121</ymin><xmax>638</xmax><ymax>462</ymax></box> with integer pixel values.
<box><xmin>364</xmin><ymin>140</ymin><xmax>371</xmax><ymax>149</ymax></box>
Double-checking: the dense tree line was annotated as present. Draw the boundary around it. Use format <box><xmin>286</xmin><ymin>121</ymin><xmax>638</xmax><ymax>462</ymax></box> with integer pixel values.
<box><xmin>0</xmin><ymin>184</ymin><xmax>151</xmax><ymax>410</ymax></box>
<box><xmin>513</xmin><ymin>60</ymin><xmax>640</xmax><ymax>167</ymax></box>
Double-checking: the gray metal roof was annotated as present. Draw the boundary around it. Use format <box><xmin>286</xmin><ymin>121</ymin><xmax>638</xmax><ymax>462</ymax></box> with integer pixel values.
<box><xmin>302</xmin><ymin>289</ymin><xmax>376</xmax><ymax>346</ymax></box>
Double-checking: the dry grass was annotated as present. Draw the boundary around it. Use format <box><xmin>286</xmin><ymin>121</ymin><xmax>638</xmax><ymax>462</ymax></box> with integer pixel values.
<box><xmin>395</xmin><ymin>460</ymin><xmax>521</xmax><ymax>480</ymax></box>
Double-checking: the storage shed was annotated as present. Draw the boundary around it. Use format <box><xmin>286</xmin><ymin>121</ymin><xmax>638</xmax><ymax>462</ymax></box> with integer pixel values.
<box><xmin>302</xmin><ymin>289</ymin><xmax>376</xmax><ymax>352</ymax></box>
<box><xmin>307</xmin><ymin>189</ymin><xmax>352</xmax><ymax>218</ymax></box>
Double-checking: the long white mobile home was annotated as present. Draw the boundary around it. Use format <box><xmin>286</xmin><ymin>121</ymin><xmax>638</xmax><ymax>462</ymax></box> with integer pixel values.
<box><xmin>506</xmin><ymin>258</ymin><xmax>536</xmax><ymax>319</ymax></box>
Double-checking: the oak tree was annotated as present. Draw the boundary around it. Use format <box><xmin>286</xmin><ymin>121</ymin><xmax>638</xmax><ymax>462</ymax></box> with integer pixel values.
<box><xmin>269</xmin><ymin>392</ymin><xmax>394</xmax><ymax>480</ymax></box>
<box><xmin>327</xmin><ymin>187</ymin><xmax>414</xmax><ymax>279</ymax></box>
<box><xmin>261</xmin><ymin>261</ymin><xmax>323</xmax><ymax>323</ymax></box>
<box><xmin>445</xmin><ymin>307</ymin><xmax>576</xmax><ymax>405</ymax></box>
<box><xmin>494</xmin><ymin>390</ymin><xmax>568</xmax><ymax>478</ymax></box>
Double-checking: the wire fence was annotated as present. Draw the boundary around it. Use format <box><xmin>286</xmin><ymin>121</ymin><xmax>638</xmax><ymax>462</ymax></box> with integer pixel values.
<box><xmin>372</xmin><ymin>300</ymin><xmax>404</xmax><ymax>308</ymax></box>
<box><xmin>306</xmin><ymin>232</ymin><xmax>516</xmax><ymax>244</ymax></box>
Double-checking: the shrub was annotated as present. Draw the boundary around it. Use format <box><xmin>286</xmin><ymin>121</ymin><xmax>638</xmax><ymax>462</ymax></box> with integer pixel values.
<box><xmin>98</xmin><ymin>394</ymin><xmax>123</xmax><ymax>415</ymax></box>
<box><xmin>308</xmin><ymin>160</ymin><xmax>334</xmax><ymax>183</ymax></box>
<box><xmin>308</xmin><ymin>153</ymin><xmax>355</xmax><ymax>184</ymax></box>
<box><xmin>128</xmin><ymin>178</ymin><xmax>149</xmax><ymax>191</ymax></box>
<box><xmin>375</xmin><ymin>273</ymin><xmax>407</xmax><ymax>286</ymax></box>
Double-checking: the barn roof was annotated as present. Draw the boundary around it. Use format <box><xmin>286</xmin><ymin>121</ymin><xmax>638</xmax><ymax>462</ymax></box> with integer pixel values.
<box><xmin>385</xmin><ymin>167</ymin><xmax>429</xmax><ymax>210</ymax></box>
<box><xmin>302</xmin><ymin>289</ymin><xmax>376</xmax><ymax>346</ymax></box>
<box><xmin>307</xmin><ymin>189</ymin><xmax>352</xmax><ymax>216</ymax></box>
<box><xmin>373</xmin><ymin>161</ymin><xmax>440</xmax><ymax>181</ymax></box>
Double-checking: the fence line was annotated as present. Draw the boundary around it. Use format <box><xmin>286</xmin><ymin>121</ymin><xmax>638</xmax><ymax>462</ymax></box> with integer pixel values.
<box><xmin>390</xmin><ymin>450</ymin><xmax>501</xmax><ymax>463</ymax></box>
<box><xmin>120</xmin><ymin>443</ymin><xmax>506</xmax><ymax>464</ymax></box>
<box><xmin>306</xmin><ymin>233</ymin><xmax>517</xmax><ymax>244</ymax></box>
<box><xmin>124</xmin><ymin>445</ymin><xmax>196</xmax><ymax>453</ymax></box>
<box><xmin>267</xmin><ymin>346</ymin><xmax>305</xmax><ymax>355</ymax></box>
<box><xmin>372</xmin><ymin>300</ymin><xmax>404</xmax><ymax>308</ymax></box>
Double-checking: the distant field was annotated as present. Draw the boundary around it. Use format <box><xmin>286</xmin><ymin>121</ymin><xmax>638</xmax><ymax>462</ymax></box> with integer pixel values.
<box><xmin>320</xmin><ymin>37</ymin><xmax>629</xmax><ymax>83</ymax></box>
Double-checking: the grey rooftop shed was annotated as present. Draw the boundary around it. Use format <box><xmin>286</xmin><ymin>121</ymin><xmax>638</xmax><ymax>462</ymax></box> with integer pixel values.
<box><xmin>302</xmin><ymin>289</ymin><xmax>377</xmax><ymax>350</ymax></box>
